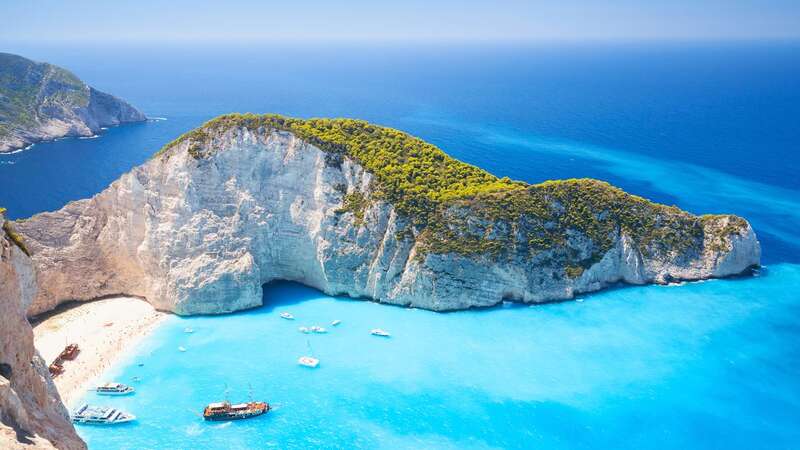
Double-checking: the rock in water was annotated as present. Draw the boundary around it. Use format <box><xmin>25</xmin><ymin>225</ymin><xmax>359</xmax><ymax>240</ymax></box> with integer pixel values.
<box><xmin>0</xmin><ymin>210</ymin><xmax>86</xmax><ymax>449</ymax></box>
<box><xmin>0</xmin><ymin>52</ymin><xmax>146</xmax><ymax>153</ymax></box>
<box><xmin>13</xmin><ymin>114</ymin><xmax>760</xmax><ymax>316</ymax></box>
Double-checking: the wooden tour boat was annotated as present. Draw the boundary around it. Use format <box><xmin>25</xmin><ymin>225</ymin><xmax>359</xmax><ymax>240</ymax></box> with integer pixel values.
<box><xmin>203</xmin><ymin>400</ymin><xmax>270</xmax><ymax>421</ymax></box>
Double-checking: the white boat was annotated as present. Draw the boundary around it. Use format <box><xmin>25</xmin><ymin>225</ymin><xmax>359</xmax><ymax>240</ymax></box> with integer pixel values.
<box><xmin>331</xmin><ymin>320</ymin><xmax>342</xmax><ymax>326</ymax></box>
<box><xmin>310</xmin><ymin>326</ymin><xmax>327</xmax><ymax>334</ymax></box>
<box><xmin>91</xmin><ymin>382</ymin><xmax>135</xmax><ymax>396</ymax></box>
<box><xmin>298</xmin><ymin>356</ymin><xmax>320</xmax><ymax>368</ymax></box>
<box><xmin>71</xmin><ymin>404</ymin><xmax>136</xmax><ymax>425</ymax></box>
<box><xmin>178</xmin><ymin>346</ymin><xmax>187</xmax><ymax>352</ymax></box>
<box><xmin>298</xmin><ymin>326</ymin><xmax>311</xmax><ymax>334</ymax></box>
<box><xmin>370</xmin><ymin>328</ymin><xmax>391</xmax><ymax>337</ymax></box>
<box><xmin>298</xmin><ymin>340</ymin><xmax>319</xmax><ymax>368</ymax></box>
<box><xmin>280</xmin><ymin>312</ymin><xmax>294</xmax><ymax>320</ymax></box>
<box><xmin>184</xmin><ymin>327</ymin><xmax>194</xmax><ymax>333</ymax></box>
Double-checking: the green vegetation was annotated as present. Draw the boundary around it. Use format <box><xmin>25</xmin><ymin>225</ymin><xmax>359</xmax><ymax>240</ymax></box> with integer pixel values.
<box><xmin>335</xmin><ymin>192</ymin><xmax>369</xmax><ymax>225</ymax></box>
<box><xmin>154</xmin><ymin>113</ymin><xmax>748</xmax><ymax>265</ymax></box>
<box><xmin>0</xmin><ymin>53</ymin><xmax>89</xmax><ymax>141</ymax></box>
<box><xmin>2</xmin><ymin>220</ymin><xmax>31</xmax><ymax>257</ymax></box>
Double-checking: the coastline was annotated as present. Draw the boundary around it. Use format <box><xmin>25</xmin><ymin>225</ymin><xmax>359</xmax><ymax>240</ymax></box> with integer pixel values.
<box><xmin>32</xmin><ymin>296</ymin><xmax>169</xmax><ymax>407</ymax></box>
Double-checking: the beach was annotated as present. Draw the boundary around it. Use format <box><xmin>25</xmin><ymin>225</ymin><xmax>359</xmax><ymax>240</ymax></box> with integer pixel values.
<box><xmin>32</xmin><ymin>297</ymin><xmax>168</xmax><ymax>406</ymax></box>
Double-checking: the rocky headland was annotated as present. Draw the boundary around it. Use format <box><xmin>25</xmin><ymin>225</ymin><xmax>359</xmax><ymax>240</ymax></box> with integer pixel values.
<box><xmin>12</xmin><ymin>114</ymin><xmax>761</xmax><ymax>316</ymax></box>
<box><xmin>0</xmin><ymin>53</ymin><xmax>145</xmax><ymax>153</ymax></box>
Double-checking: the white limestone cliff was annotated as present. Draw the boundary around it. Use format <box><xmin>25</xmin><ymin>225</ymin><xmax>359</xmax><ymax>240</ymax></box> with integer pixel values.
<box><xmin>0</xmin><ymin>212</ymin><xmax>86</xmax><ymax>450</ymax></box>
<box><xmin>13</xmin><ymin>125</ymin><xmax>760</xmax><ymax>316</ymax></box>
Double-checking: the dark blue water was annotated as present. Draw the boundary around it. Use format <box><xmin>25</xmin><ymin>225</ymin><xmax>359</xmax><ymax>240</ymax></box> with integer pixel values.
<box><xmin>2</xmin><ymin>42</ymin><xmax>799</xmax><ymax>449</ymax></box>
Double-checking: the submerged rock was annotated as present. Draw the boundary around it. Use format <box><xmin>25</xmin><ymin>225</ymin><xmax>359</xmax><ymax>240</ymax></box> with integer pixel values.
<box><xmin>0</xmin><ymin>210</ymin><xmax>86</xmax><ymax>449</ymax></box>
<box><xmin>0</xmin><ymin>53</ymin><xmax>146</xmax><ymax>153</ymax></box>
<box><xmin>14</xmin><ymin>114</ymin><xmax>760</xmax><ymax>316</ymax></box>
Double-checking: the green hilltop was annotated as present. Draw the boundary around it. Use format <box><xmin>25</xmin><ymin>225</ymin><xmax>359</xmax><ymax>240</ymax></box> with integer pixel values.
<box><xmin>0</xmin><ymin>53</ymin><xmax>89</xmax><ymax>140</ymax></box>
<box><xmin>156</xmin><ymin>113</ymin><xmax>747</xmax><ymax>269</ymax></box>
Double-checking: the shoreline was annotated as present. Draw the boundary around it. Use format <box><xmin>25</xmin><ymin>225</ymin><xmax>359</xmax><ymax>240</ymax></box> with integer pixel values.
<box><xmin>32</xmin><ymin>296</ymin><xmax>169</xmax><ymax>407</ymax></box>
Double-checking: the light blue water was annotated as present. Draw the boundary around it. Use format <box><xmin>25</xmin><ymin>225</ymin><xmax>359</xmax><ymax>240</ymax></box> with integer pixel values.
<box><xmin>1</xmin><ymin>42</ymin><xmax>799</xmax><ymax>448</ymax></box>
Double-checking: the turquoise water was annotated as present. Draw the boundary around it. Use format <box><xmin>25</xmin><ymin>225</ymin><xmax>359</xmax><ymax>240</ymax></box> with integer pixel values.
<box><xmin>78</xmin><ymin>266</ymin><xmax>800</xmax><ymax>449</ymax></box>
<box><xmin>1</xmin><ymin>43</ymin><xmax>799</xmax><ymax>448</ymax></box>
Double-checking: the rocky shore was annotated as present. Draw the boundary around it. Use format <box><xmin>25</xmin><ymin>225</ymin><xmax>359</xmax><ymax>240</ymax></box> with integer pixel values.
<box><xmin>0</xmin><ymin>53</ymin><xmax>146</xmax><ymax>153</ymax></box>
<box><xmin>13</xmin><ymin>115</ymin><xmax>760</xmax><ymax>316</ymax></box>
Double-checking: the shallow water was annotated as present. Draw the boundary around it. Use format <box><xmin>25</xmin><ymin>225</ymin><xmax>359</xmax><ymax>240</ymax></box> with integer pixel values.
<box><xmin>77</xmin><ymin>265</ymin><xmax>800</xmax><ymax>449</ymax></box>
<box><xmin>1</xmin><ymin>42</ymin><xmax>798</xmax><ymax>448</ymax></box>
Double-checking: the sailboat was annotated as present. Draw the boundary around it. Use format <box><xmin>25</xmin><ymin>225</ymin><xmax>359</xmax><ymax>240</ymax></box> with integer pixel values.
<box><xmin>298</xmin><ymin>340</ymin><xmax>320</xmax><ymax>368</ymax></box>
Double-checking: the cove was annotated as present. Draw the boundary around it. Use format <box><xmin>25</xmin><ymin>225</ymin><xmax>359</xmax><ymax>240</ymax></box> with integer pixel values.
<box><xmin>77</xmin><ymin>264</ymin><xmax>800</xmax><ymax>449</ymax></box>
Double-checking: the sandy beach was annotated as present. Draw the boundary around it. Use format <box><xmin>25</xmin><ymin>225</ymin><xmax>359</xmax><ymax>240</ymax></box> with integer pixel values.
<box><xmin>32</xmin><ymin>297</ymin><xmax>169</xmax><ymax>407</ymax></box>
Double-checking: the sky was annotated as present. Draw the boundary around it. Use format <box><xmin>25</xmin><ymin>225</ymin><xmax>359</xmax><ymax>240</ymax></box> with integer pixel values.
<box><xmin>1</xmin><ymin>0</ymin><xmax>800</xmax><ymax>43</ymax></box>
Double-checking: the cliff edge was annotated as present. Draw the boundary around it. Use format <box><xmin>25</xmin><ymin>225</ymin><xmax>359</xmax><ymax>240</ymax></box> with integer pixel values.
<box><xmin>14</xmin><ymin>114</ymin><xmax>760</xmax><ymax>316</ymax></box>
<box><xmin>0</xmin><ymin>53</ymin><xmax>146</xmax><ymax>153</ymax></box>
<box><xmin>0</xmin><ymin>210</ymin><xmax>85</xmax><ymax>449</ymax></box>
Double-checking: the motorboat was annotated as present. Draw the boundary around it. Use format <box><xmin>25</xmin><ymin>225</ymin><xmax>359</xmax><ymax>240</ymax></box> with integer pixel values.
<box><xmin>370</xmin><ymin>328</ymin><xmax>391</xmax><ymax>337</ymax></box>
<box><xmin>71</xmin><ymin>404</ymin><xmax>136</xmax><ymax>425</ymax></box>
<box><xmin>280</xmin><ymin>312</ymin><xmax>294</xmax><ymax>320</ymax></box>
<box><xmin>91</xmin><ymin>382</ymin><xmax>135</xmax><ymax>396</ymax></box>
<box><xmin>298</xmin><ymin>356</ymin><xmax>320</xmax><ymax>368</ymax></box>
<box><xmin>331</xmin><ymin>320</ymin><xmax>342</xmax><ymax>326</ymax></box>
<box><xmin>298</xmin><ymin>326</ymin><xmax>311</xmax><ymax>334</ymax></box>
<box><xmin>310</xmin><ymin>326</ymin><xmax>327</xmax><ymax>334</ymax></box>
<box><xmin>178</xmin><ymin>346</ymin><xmax>187</xmax><ymax>352</ymax></box>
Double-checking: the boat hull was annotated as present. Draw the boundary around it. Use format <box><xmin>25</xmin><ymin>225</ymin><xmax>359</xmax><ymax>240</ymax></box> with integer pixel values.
<box><xmin>203</xmin><ymin>410</ymin><xmax>267</xmax><ymax>421</ymax></box>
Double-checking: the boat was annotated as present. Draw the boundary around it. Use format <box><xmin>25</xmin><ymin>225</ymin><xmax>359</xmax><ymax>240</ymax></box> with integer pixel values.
<box><xmin>331</xmin><ymin>320</ymin><xmax>342</xmax><ymax>326</ymax></box>
<box><xmin>203</xmin><ymin>400</ymin><xmax>269</xmax><ymax>421</ymax></box>
<box><xmin>71</xmin><ymin>404</ymin><xmax>136</xmax><ymax>425</ymax></box>
<box><xmin>91</xmin><ymin>382</ymin><xmax>135</xmax><ymax>396</ymax></box>
<box><xmin>60</xmin><ymin>343</ymin><xmax>80</xmax><ymax>360</ymax></box>
<box><xmin>48</xmin><ymin>360</ymin><xmax>64</xmax><ymax>377</ymax></box>
<box><xmin>298</xmin><ymin>356</ymin><xmax>320</xmax><ymax>368</ymax></box>
<box><xmin>178</xmin><ymin>346</ymin><xmax>187</xmax><ymax>352</ymax></box>
<box><xmin>310</xmin><ymin>326</ymin><xmax>327</xmax><ymax>334</ymax></box>
<box><xmin>298</xmin><ymin>326</ymin><xmax>310</xmax><ymax>334</ymax></box>
<box><xmin>298</xmin><ymin>340</ymin><xmax>320</xmax><ymax>368</ymax></box>
<box><xmin>184</xmin><ymin>327</ymin><xmax>194</xmax><ymax>333</ymax></box>
<box><xmin>370</xmin><ymin>328</ymin><xmax>391</xmax><ymax>337</ymax></box>
<box><xmin>131</xmin><ymin>376</ymin><xmax>142</xmax><ymax>382</ymax></box>
<box><xmin>279</xmin><ymin>312</ymin><xmax>294</xmax><ymax>320</ymax></box>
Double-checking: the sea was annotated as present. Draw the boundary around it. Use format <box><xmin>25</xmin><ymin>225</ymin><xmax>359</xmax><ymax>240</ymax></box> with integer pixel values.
<box><xmin>1</xmin><ymin>41</ymin><xmax>799</xmax><ymax>449</ymax></box>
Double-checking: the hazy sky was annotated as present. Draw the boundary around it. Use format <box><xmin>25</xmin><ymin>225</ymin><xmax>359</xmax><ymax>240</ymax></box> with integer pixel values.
<box><xmin>2</xmin><ymin>0</ymin><xmax>799</xmax><ymax>43</ymax></box>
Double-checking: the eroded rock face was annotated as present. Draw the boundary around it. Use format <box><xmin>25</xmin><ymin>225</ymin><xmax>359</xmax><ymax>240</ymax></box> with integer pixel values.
<box><xmin>13</xmin><ymin>126</ymin><xmax>760</xmax><ymax>316</ymax></box>
<box><xmin>0</xmin><ymin>52</ymin><xmax>146</xmax><ymax>153</ymax></box>
<box><xmin>0</xmin><ymin>213</ymin><xmax>86</xmax><ymax>449</ymax></box>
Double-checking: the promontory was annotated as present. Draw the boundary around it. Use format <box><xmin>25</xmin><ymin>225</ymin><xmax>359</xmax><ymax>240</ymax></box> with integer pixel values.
<box><xmin>12</xmin><ymin>114</ymin><xmax>761</xmax><ymax>316</ymax></box>
<box><xmin>0</xmin><ymin>53</ymin><xmax>145</xmax><ymax>153</ymax></box>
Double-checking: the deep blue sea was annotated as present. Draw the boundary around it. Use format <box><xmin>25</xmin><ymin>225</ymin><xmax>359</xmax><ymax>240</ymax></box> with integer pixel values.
<box><xmin>2</xmin><ymin>42</ymin><xmax>799</xmax><ymax>449</ymax></box>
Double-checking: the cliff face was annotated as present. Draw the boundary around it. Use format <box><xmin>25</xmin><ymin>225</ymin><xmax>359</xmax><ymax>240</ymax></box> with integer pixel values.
<box><xmin>13</xmin><ymin>116</ymin><xmax>761</xmax><ymax>316</ymax></box>
<box><xmin>0</xmin><ymin>53</ymin><xmax>146</xmax><ymax>153</ymax></box>
<box><xmin>0</xmin><ymin>213</ymin><xmax>85</xmax><ymax>449</ymax></box>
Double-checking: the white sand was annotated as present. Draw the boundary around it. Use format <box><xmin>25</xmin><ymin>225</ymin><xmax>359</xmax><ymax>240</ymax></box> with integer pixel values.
<box><xmin>32</xmin><ymin>297</ymin><xmax>168</xmax><ymax>407</ymax></box>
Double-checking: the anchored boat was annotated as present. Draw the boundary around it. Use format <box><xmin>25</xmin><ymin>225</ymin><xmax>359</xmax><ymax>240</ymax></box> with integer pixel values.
<box><xmin>203</xmin><ymin>401</ymin><xmax>269</xmax><ymax>421</ymax></box>
<box><xmin>370</xmin><ymin>328</ymin><xmax>391</xmax><ymax>337</ymax></box>
<box><xmin>298</xmin><ymin>340</ymin><xmax>320</xmax><ymax>368</ymax></box>
<box><xmin>71</xmin><ymin>404</ymin><xmax>136</xmax><ymax>425</ymax></box>
<box><xmin>91</xmin><ymin>382</ymin><xmax>135</xmax><ymax>396</ymax></box>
